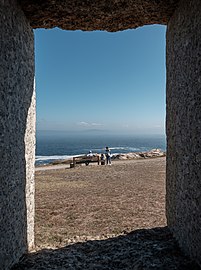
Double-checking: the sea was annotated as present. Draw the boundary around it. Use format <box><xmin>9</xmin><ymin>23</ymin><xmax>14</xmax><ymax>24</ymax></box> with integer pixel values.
<box><xmin>36</xmin><ymin>131</ymin><xmax>166</xmax><ymax>165</ymax></box>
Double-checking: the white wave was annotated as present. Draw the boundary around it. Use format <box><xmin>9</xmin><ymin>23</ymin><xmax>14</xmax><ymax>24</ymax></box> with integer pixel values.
<box><xmin>109</xmin><ymin>147</ymin><xmax>125</xmax><ymax>150</ymax></box>
<box><xmin>92</xmin><ymin>147</ymin><xmax>141</xmax><ymax>151</ymax></box>
<box><xmin>85</xmin><ymin>147</ymin><xmax>129</xmax><ymax>152</ymax></box>
<box><xmin>35</xmin><ymin>147</ymin><xmax>146</xmax><ymax>164</ymax></box>
<box><xmin>35</xmin><ymin>154</ymin><xmax>84</xmax><ymax>162</ymax></box>
<box><xmin>109</xmin><ymin>147</ymin><xmax>141</xmax><ymax>151</ymax></box>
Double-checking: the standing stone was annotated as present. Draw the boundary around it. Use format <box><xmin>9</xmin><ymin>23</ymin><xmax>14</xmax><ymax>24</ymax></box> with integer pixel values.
<box><xmin>166</xmin><ymin>0</ymin><xmax>201</xmax><ymax>266</ymax></box>
<box><xmin>0</xmin><ymin>0</ymin><xmax>35</xmax><ymax>269</ymax></box>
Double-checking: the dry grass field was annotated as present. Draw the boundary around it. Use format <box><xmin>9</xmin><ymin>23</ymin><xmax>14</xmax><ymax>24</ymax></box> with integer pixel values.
<box><xmin>13</xmin><ymin>157</ymin><xmax>200</xmax><ymax>269</ymax></box>
<box><xmin>35</xmin><ymin>157</ymin><xmax>166</xmax><ymax>248</ymax></box>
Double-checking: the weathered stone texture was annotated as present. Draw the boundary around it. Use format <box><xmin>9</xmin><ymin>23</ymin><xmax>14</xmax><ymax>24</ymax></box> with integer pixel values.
<box><xmin>25</xmin><ymin>81</ymin><xmax>36</xmax><ymax>251</ymax></box>
<box><xmin>0</xmin><ymin>0</ymin><xmax>35</xmax><ymax>269</ymax></box>
<box><xmin>1</xmin><ymin>0</ymin><xmax>201</xmax><ymax>268</ymax></box>
<box><xmin>18</xmin><ymin>0</ymin><xmax>179</xmax><ymax>31</ymax></box>
<box><xmin>166</xmin><ymin>0</ymin><xmax>201</xmax><ymax>266</ymax></box>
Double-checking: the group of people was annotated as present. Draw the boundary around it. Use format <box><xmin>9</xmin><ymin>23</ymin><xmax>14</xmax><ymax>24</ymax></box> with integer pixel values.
<box><xmin>87</xmin><ymin>146</ymin><xmax>112</xmax><ymax>165</ymax></box>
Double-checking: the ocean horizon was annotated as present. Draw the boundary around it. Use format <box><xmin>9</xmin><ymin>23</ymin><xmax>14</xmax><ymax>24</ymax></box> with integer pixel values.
<box><xmin>36</xmin><ymin>131</ymin><xmax>166</xmax><ymax>165</ymax></box>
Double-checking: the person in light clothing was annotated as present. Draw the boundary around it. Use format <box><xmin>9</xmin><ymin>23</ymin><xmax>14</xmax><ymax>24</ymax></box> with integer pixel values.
<box><xmin>87</xmin><ymin>150</ymin><xmax>93</xmax><ymax>157</ymax></box>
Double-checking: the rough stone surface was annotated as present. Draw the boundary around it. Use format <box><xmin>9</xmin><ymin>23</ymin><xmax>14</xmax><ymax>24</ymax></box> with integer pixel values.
<box><xmin>18</xmin><ymin>0</ymin><xmax>179</xmax><ymax>31</ymax></box>
<box><xmin>12</xmin><ymin>227</ymin><xmax>200</xmax><ymax>270</ymax></box>
<box><xmin>25</xmin><ymin>82</ymin><xmax>36</xmax><ymax>250</ymax></box>
<box><xmin>0</xmin><ymin>0</ymin><xmax>35</xmax><ymax>269</ymax></box>
<box><xmin>2</xmin><ymin>0</ymin><xmax>201</xmax><ymax>268</ymax></box>
<box><xmin>166</xmin><ymin>0</ymin><xmax>201</xmax><ymax>266</ymax></box>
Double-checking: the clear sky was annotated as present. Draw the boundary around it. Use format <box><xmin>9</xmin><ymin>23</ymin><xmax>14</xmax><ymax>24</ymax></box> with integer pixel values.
<box><xmin>34</xmin><ymin>25</ymin><xmax>166</xmax><ymax>135</ymax></box>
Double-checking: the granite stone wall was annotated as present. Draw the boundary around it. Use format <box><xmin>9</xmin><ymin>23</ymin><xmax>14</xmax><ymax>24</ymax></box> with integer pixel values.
<box><xmin>1</xmin><ymin>0</ymin><xmax>201</xmax><ymax>268</ymax></box>
<box><xmin>18</xmin><ymin>0</ymin><xmax>179</xmax><ymax>31</ymax></box>
<box><xmin>166</xmin><ymin>0</ymin><xmax>201</xmax><ymax>266</ymax></box>
<box><xmin>0</xmin><ymin>0</ymin><xmax>35</xmax><ymax>269</ymax></box>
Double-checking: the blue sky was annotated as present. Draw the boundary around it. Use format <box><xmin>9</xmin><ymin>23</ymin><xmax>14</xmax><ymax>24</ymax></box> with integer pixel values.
<box><xmin>34</xmin><ymin>25</ymin><xmax>166</xmax><ymax>135</ymax></box>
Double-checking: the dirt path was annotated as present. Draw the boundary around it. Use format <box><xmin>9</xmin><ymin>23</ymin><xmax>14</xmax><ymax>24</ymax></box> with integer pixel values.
<box><xmin>35</xmin><ymin>164</ymin><xmax>70</xmax><ymax>171</ymax></box>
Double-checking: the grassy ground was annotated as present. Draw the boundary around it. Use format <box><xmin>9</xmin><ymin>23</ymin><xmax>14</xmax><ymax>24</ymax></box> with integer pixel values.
<box><xmin>35</xmin><ymin>157</ymin><xmax>166</xmax><ymax>248</ymax></box>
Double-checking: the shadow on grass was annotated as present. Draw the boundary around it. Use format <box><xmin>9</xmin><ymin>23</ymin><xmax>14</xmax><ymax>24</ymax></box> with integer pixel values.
<box><xmin>12</xmin><ymin>226</ymin><xmax>200</xmax><ymax>270</ymax></box>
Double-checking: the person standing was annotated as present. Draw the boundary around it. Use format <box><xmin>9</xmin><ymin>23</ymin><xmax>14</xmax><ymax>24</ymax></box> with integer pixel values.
<box><xmin>100</xmin><ymin>153</ymin><xmax>105</xmax><ymax>165</ymax></box>
<box><xmin>105</xmin><ymin>146</ymin><xmax>111</xmax><ymax>165</ymax></box>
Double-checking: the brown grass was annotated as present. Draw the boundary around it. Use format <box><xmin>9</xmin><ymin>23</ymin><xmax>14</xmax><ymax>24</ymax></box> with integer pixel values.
<box><xmin>35</xmin><ymin>157</ymin><xmax>166</xmax><ymax>248</ymax></box>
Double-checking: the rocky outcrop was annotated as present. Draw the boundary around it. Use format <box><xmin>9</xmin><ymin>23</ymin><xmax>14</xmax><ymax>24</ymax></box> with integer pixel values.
<box><xmin>112</xmin><ymin>149</ymin><xmax>166</xmax><ymax>160</ymax></box>
<box><xmin>18</xmin><ymin>0</ymin><xmax>179</xmax><ymax>31</ymax></box>
<box><xmin>47</xmin><ymin>149</ymin><xmax>166</xmax><ymax>166</ymax></box>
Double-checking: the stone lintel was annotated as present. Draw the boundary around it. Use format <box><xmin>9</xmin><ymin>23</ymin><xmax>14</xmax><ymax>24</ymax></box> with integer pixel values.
<box><xmin>18</xmin><ymin>0</ymin><xmax>179</xmax><ymax>31</ymax></box>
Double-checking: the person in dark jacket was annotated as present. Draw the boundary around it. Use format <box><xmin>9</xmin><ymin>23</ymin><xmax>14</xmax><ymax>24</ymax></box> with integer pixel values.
<box><xmin>105</xmin><ymin>146</ymin><xmax>111</xmax><ymax>165</ymax></box>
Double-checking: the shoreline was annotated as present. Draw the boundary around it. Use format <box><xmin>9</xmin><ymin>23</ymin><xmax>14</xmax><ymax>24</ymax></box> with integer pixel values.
<box><xmin>35</xmin><ymin>149</ymin><xmax>166</xmax><ymax>171</ymax></box>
